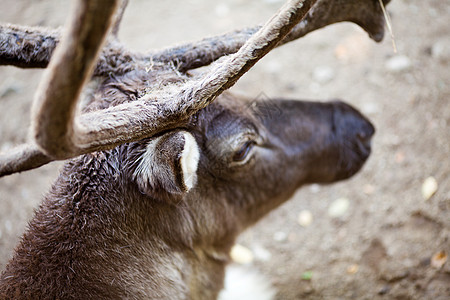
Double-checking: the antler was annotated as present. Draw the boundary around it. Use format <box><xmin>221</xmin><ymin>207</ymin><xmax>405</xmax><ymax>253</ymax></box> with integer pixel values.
<box><xmin>152</xmin><ymin>0</ymin><xmax>391</xmax><ymax>71</ymax></box>
<box><xmin>0</xmin><ymin>0</ymin><xmax>120</xmax><ymax>176</ymax></box>
<box><xmin>0</xmin><ymin>0</ymin><xmax>390</xmax><ymax>75</ymax></box>
<box><xmin>0</xmin><ymin>0</ymin><xmax>392</xmax><ymax>177</ymax></box>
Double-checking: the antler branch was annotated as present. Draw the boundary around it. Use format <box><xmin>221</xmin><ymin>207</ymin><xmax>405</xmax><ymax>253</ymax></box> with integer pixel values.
<box><xmin>0</xmin><ymin>144</ymin><xmax>51</xmax><ymax>177</ymax></box>
<box><xmin>0</xmin><ymin>0</ymin><xmax>390</xmax><ymax>75</ymax></box>
<box><xmin>0</xmin><ymin>25</ymin><xmax>59</xmax><ymax>69</ymax></box>
<box><xmin>111</xmin><ymin>0</ymin><xmax>129</xmax><ymax>38</ymax></box>
<box><xmin>0</xmin><ymin>0</ymin><xmax>119</xmax><ymax>176</ymax></box>
<box><xmin>32</xmin><ymin>0</ymin><xmax>119</xmax><ymax>159</ymax></box>
<box><xmin>147</xmin><ymin>0</ymin><xmax>391</xmax><ymax>71</ymax></box>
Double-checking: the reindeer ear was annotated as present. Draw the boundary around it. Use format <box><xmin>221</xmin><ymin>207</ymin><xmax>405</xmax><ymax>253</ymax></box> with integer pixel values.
<box><xmin>132</xmin><ymin>131</ymin><xmax>200</xmax><ymax>202</ymax></box>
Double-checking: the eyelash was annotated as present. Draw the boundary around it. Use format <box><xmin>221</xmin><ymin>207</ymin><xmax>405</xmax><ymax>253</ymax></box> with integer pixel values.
<box><xmin>232</xmin><ymin>141</ymin><xmax>256</xmax><ymax>162</ymax></box>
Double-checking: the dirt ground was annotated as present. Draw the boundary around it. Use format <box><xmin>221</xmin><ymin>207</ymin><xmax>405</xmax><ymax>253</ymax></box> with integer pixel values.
<box><xmin>0</xmin><ymin>0</ymin><xmax>449</xmax><ymax>299</ymax></box>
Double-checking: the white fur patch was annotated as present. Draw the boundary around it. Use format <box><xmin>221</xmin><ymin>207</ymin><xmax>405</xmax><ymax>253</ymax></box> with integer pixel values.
<box><xmin>180</xmin><ymin>132</ymin><xmax>200</xmax><ymax>190</ymax></box>
<box><xmin>218</xmin><ymin>265</ymin><xmax>276</xmax><ymax>300</ymax></box>
<box><xmin>133</xmin><ymin>136</ymin><xmax>162</xmax><ymax>189</ymax></box>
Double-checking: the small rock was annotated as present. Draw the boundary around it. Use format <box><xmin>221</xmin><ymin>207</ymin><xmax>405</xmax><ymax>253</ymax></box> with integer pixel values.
<box><xmin>385</xmin><ymin>55</ymin><xmax>412</xmax><ymax>72</ymax></box>
<box><xmin>252</xmin><ymin>245</ymin><xmax>272</xmax><ymax>262</ymax></box>
<box><xmin>334</xmin><ymin>33</ymin><xmax>371</xmax><ymax>63</ymax></box>
<box><xmin>0</xmin><ymin>82</ymin><xmax>22</xmax><ymax>98</ymax></box>
<box><xmin>346</xmin><ymin>264</ymin><xmax>359</xmax><ymax>274</ymax></box>
<box><xmin>363</xmin><ymin>184</ymin><xmax>375</xmax><ymax>195</ymax></box>
<box><xmin>431</xmin><ymin>250</ymin><xmax>447</xmax><ymax>269</ymax></box>
<box><xmin>421</xmin><ymin>176</ymin><xmax>438</xmax><ymax>200</ymax></box>
<box><xmin>312</xmin><ymin>66</ymin><xmax>335</xmax><ymax>84</ymax></box>
<box><xmin>395</xmin><ymin>150</ymin><xmax>406</xmax><ymax>164</ymax></box>
<box><xmin>273</xmin><ymin>231</ymin><xmax>288</xmax><ymax>242</ymax></box>
<box><xmin>264</xmin><ymin>60</ymin><xmax>282</xmax><ymax>74</ymax></box>
<box><xmin>230</xmin><ymin>244</ymin><xmax>254</xmax><ymax>264</ymax></box>
<box><xmin>328</xmin><ymin>198</ymin><xmax>350</xmax><ymax>218</ymax></box>
<box><xmin>298</xmin><ymin>210</ymin><xmax>313</xmax><ymax>227</ymax></box>
<box><xmin>431</xmin><ymin>39</ymin><xmax>450</xmax><ymax>62</ymax></box>
<box><xmin>309</xmin><ymin>184</ymin><xmax>321</xmax><ymax>193</ymax></box>
<box><xmin>361</xmin><ymin>102</ymin><xmax>380</xmax><ymax>115</ymax></box>
<box><xmin>378</xmin><ymin>284</ymin><xmax>391</xmax><ymax>295</ymax></box>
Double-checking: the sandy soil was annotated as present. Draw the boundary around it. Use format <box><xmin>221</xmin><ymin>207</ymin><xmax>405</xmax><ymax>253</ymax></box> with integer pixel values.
<box><xmin>0</xmin><ymin>0</ymin><xmax>449</xmax><ymax>299</ymax></box>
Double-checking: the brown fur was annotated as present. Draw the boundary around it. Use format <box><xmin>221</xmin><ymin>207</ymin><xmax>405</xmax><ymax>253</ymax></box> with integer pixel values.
<box><xmin>0</xmin><ymin>70</ymin><xmax>374</xmax><ymax>299</ymax></box>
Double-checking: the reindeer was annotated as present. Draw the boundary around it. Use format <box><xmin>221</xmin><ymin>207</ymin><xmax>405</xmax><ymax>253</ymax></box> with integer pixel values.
<box><xmin>0</xmin><ymin>0</ymin><xmax>390</xmax><ymax>299</ymax></box>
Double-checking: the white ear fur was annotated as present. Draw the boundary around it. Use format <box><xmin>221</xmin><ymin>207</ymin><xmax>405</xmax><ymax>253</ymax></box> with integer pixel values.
<box><xmin>179</xmin><ymin>132</ymin><xmax>200</xmax><ymax>191</ymax></box>
<box><xmin>133</xmin><ymin>136</ymin><xmax>163</xmax><ymax>191</ymax></box>
<box><xmin>132</xmin><ymin>131</ymin><xmax>199</xmax><ymax>195</ymax></box>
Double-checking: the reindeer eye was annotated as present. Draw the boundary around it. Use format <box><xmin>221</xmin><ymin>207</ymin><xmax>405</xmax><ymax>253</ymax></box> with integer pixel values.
<box><xmin>232</xmin><ymin>141</ymin><xmax>256</xmax><ymax>162</ymax></box>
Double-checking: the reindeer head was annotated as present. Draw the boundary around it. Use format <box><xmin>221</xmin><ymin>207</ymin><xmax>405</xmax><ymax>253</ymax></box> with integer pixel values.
<box><xmin>119</xmin><ymin>91</ymin><xmax>374</xmax><ymax>231</ymax></box>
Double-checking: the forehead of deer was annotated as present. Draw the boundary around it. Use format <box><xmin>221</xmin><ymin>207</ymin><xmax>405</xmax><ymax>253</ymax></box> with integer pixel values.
<box><xmin>191</xmin><ymin>100</ymin><xmax>257</xmax><ymax>136</ymax></box>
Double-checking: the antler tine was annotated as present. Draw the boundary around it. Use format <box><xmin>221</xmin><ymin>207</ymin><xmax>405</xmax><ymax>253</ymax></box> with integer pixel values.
<box><xmin>151</xmin><ymin>0</ymin><xmax>391</xmax><ymax>72</ymax></box>
<box><xmin>111</xmin><ymin>0</ymin><xmax>129</xmax><ymax>38</ymax></box>
<box><xmin>0</xmin><ymin>0</ymin><xmax>119</xmax><ymax>176</ymax></box>
<box><xmin>0</xmin><ymin>25</ymin><xmax>59</xmax><ymax>69</ymax></box>
<box><xmin>0</xmin><ymin>23</ymin><xmax>137</xmax><ymax>75</ymax></box>
<box><xmin>0</xmin><ymin>0</ymin><xmax>119</xmax><ymax>177</ymax></box>
<box><xmin>32</xmin><ymin>0</ymin><xmax>119</xmax><ymax>159</ymax></box>
<box><xmin>0</xmin><ymin>144</ymin><xmax>51</xmax><ymax>177</ymax></box>
<box><xmin>281</xmin><ymin>0</ymin><xmax>392</xmax><ymax>44</ymax></box>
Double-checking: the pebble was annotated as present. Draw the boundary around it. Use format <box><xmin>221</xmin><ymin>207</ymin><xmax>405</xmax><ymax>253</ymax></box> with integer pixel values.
<box><xmin>385</xmin><ymin>55</ymin><xmax>412</xmax><ymax>72</ymax></box>
<box><xmin>328</xmin><ymin>198</ymin><xmax>350</xmax><ymax>218</ymax></box>
<box><xmin>230</xmin><ymin>244</ymin><xmax>254</xmax><ymax>264</ymax></box>
<box><xmin>361</xmin><ymin>102</ymin><xmax>381</xmax><ymax>115</ymax></box>
<box><xmin>252</xmin><ymin>245</ymin><xmax>272</xmax><ymax>262</ymax></box>
<box><xmin>421</xmin><ymin>176</ymin><xmax>438</xmax><ymax>200</ymax></box>
<box><xmin>0</xmin><ymin>82</ymin><xmax>22</xmax><ymax>98</ymax></box>
<box><xmin>273</xmin><ymin>231</ymin><xmax>288</xmax><ymax>242</ymax></box>
<box><xmin>431</xmin><ymin>250</ymin><xmax>447</xmax><ymax>269</ymax></box>
<box><xmin>378</xmin><ymin>284</ymin><xmax>391</xmax><ymax>295</ymax></box>
<box><xmin>312</xmin><ymin>66</ymin><xmax>335</xmax><ymax>84</ymax></box>
<box><xmin>264</xmin><ymin>60</ymin><xmax>282</xmax><ymax>74</ymax></box>
<box><xmin>298</xmin><ymin>210</ymin><xmax>313</xmax><ymax>227</ymax></box>
<box><xmin>431</xmin><ymin>39</ymin><xmax>450</xmax><ymax>62</ymax></box>
<box><xmin>346</xmin><ymin>264</ymin><xmax>359</xmax><ymax>274</ymax></box>
<box><xmin>363</xmin><ymin>184</ymin><xmax>376</xmax><ymax>195</ymax></box>
<box><xmin>309</xmin><ymin>184</ymin><xmax>321</xmax><ymax>193</ymax></box>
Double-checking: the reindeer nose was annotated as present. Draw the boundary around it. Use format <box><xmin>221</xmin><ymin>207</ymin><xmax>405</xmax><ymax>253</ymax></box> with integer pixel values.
<box><xmin>357</xmin><ymin>125</ymin><xmax>375</xmax><ymax>149</ymax></box>
<box><xmin>331</xmin><ymin>100</ymin><xmax>375</xmax><ymax>155</ymax></box>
